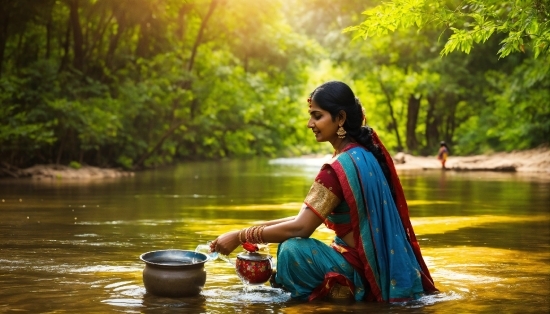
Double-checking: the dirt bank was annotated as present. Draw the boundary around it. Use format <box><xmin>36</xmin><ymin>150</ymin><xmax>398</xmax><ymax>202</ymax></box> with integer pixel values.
<box><xmin>0</xmin><ymin>163</ymin><xmax>134</xmax><ymax>180</ymax></box>
<box><xmin>1</xmin><ymin>146</ymin><xmax>548</xmax><ymax>180</ymax></box>
<box><xmin>393</xmin><ymin>146</ymin><xmax>550</xmax><ymax>173</ymax></box>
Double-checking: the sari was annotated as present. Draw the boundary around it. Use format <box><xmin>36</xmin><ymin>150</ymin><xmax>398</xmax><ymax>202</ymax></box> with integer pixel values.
<box><xmin>274</xmin><ymin>134</ymin><xmax>437</xmax><ymax>302</ymax></box>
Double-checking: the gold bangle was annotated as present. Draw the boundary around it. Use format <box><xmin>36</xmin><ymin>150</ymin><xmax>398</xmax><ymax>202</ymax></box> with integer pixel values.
<box><xmin>258</xmin><ymin>225</ymin><xmax>266</xmax><ymax>244</ymax></box>
<box><xmin>250</xmin><ymin>226</ymin><xmax>257</xmax><ymax>243</ymax></box>
<box><xmin>252</xmin><ymin>225</ymin><xmax>260</xmax><ymax>244</ymax></box>
<box><xmin>238</xmin><ymin>229</ymin><xmax>245</xmax><ymax>244</ymax></box>
<box><xmin>245</xmin><ymin>227</ymin><xmax>252</xmax><ymax>243</ymax></box>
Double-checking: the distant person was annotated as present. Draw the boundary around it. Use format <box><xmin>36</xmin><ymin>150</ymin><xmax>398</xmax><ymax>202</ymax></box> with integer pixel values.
<box><xmin>437</xmin><ymin>141</ymin><xmax>449</xmax><ymax>169</ymax></box>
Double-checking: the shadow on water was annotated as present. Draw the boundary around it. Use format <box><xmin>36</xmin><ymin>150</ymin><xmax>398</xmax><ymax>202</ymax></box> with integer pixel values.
<box><xmin>0</xmin><ymin>159</ymin><xmax>549</xmax><ymax>313</ymax></box>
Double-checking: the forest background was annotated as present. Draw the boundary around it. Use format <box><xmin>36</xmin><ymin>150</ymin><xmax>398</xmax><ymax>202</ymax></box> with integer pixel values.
<box><xmin>0</xmin><ymin>0</ymin><xmax>548</xmax><ymax>171</ymax></box>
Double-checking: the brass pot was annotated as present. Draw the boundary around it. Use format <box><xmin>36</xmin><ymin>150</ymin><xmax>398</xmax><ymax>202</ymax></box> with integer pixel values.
<box><xmin>140</xmin><ymin>249</ymin><xmax>208</xmax><ymax>297</ymax></box>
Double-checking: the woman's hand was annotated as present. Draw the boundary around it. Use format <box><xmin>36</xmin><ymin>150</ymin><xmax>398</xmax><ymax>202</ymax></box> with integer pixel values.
<box><xmin>210</xmin><ymin>230</ymin><xmax>241</xmax><ymax>256</ymax></box>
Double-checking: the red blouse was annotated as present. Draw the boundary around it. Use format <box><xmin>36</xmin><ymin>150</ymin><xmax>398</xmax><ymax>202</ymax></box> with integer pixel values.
<box><xmin>304</xmin><ymin>143</ymin><xmax>360</xmax><ymax>238</ymax></box>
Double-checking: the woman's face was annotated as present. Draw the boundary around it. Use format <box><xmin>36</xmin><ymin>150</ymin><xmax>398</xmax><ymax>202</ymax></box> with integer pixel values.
<box><xmin>307</xmin><ymin>100</ymin><xmax>340</xmax><ymax>143</ymax></box>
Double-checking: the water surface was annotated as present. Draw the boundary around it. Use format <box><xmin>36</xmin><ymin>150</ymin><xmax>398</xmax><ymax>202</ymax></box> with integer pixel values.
<box><xmin>0</xmin><ymin>159</ymin><xmax>548</xmax><ymax>313</ymax></box>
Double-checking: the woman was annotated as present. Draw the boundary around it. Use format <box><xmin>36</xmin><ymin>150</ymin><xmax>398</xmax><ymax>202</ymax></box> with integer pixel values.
<box><xmin>211</xmin><ymin>81</ymin><xmax>437</xmax><ymax>302</ymax></box>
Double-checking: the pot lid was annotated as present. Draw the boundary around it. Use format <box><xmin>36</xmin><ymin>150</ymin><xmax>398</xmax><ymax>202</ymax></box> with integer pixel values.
<box><xmin>237</xmin><ymin>252</ymin><xmax>271</xmax><ymax>261</ymax></box>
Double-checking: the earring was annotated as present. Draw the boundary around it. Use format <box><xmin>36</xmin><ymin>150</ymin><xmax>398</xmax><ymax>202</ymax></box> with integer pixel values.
<box><xmin>336</xmin><ymin>126</ymin><xmax>346</xmax><ymax>139</ymax></box>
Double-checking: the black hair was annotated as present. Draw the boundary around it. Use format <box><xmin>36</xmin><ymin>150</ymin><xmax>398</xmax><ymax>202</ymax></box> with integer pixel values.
<box><xmin>310</xmin><ymin>81</ymin><xmax>396</xmax><ymax>201</ymax></box>
<box><xmin>440</xmin><ymin>141</ymin><xmax>450</xmax><ymax>153</ymax></box>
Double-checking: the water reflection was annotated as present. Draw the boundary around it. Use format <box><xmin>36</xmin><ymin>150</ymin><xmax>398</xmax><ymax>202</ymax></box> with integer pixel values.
<box><xmin>0</xmin><ymin>159</ymin><xmax>548</xmax><ymax>313</ymax></box>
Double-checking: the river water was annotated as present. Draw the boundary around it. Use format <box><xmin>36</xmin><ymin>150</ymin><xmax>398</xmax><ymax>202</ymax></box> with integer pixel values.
<box><xmin>0</xmin><ymin>158</ymin><xmax>548</xmax><ymax>313</ymax></box>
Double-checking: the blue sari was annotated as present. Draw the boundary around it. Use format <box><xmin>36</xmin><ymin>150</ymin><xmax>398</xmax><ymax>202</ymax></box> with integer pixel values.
<box><xmin>274</xmin><ymin>145</ymin><xmax>435</xmax><ymax>302</ymax></box>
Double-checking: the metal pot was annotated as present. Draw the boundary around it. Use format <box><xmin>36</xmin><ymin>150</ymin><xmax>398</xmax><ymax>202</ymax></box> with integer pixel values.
<box><xmin>140</xmin><ymin>249</ymin><xmax>208</xmax><ymax>297</ymax></box>
<box><xmin>235</xmin><ymin>252</ymin><xmax>273</xmax><ymax>285</ymax></box>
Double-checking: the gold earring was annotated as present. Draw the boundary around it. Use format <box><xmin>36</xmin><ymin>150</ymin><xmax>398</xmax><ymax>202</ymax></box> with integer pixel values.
<box><xmin>336</xmin><ymin>126</ymin><xmax>346</xmax><ymax>139</ymax></box>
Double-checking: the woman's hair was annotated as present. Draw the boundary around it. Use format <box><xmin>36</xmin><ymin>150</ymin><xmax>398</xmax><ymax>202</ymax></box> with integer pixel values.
<box><xmin>310</xmin><ymin>81</ymin><xmax>396</xmax><ymax>200</ymax></box>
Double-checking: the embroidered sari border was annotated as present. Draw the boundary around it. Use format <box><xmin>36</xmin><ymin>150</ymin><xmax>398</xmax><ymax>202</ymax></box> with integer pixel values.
<box><xmin>304</xmin><ymin>181</ymin><xmax>340</xmax><ymax>219</ymax></box>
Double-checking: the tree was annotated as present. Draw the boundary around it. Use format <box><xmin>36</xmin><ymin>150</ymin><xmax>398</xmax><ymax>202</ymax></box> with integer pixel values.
<box><xmin>344</xmin><ymin>0</ymin><xmax>549</xmax><ymax>154</ymax></box>
<box><xmin>345</xmin><ymin>0</ymin><xmax>549</xmax><ymax>58</ymax></box>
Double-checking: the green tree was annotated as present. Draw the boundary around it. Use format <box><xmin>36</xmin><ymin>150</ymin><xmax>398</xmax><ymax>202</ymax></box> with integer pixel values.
<box><xmin>345</xmin><ymin>0</ymin><xmax>549</xmax><ymax>58</ymax></box>
<box><xmin>344</xmin><ymin>0</ymin><xmax>549</xmax><ymax>154</ymax></box>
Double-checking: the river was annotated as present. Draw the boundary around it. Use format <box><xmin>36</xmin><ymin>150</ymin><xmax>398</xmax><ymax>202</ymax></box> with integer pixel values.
<box><xmin>0</xmin><ymin>158</ymin><xmax>548</xmax><ymax>313</ymax></box>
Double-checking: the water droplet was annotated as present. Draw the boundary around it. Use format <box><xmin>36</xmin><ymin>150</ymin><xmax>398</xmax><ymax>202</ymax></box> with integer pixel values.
<box><xmin>27</xmin><ymin>216</ymin><xmax>29</xmax><ymax>219</ymax></box>
<box><xmin>19</xmin><ymin>199</ymin><xmax>22</xmax><ymax>202</ymax></box>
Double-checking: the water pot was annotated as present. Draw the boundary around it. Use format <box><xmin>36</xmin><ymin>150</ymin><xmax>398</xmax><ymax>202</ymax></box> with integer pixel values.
<box><xmin>140</xmin><ymin>249</ymin><xmax>208</xmax><ymax>297</ymax></box>
<box><xmin>235</xmin><ymin>251</ymin><xmax>273</xmax><ymax>285</ymax></box>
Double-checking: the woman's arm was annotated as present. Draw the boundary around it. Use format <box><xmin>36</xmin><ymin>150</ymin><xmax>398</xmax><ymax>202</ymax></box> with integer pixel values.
<box><xmin>212</xmin><ymin>205</ymin><xmax>323</xmax><ymax>255</ymax></box>
<box><xmin>262</xmin><ymin>206</ymin><xmax>323</xmax><ymax>242</ymax></box>
<box><xmin>212</xmin><ymin>165</ymin><xmax>341</xmax><ymax>255</ymax></box>
<box><xmin>253</xmin><ymin>216</ymin><xmax>296</xmax><ymax>226</ymax></box>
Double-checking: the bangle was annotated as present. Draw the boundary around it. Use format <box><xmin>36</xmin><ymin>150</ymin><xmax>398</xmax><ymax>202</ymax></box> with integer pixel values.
<box><xmin>241</xmin><ymin>225</ymin><xmax>267</xmax><ymax>244</ymax></box>
<box><xmin>250</xmin><ymin>226</ymin><xmax>257</xmax><ymax>243</ymax></box>
<box><xmin>245</xmin><ymin>227</ymin><xmax>252</xmax><ymax>243</ymax></box>
<box><xmin>238</xmin><ymin>229</ymin><xmax>245</xmax><ymax>244</ymax></box>
<box><xmin>258</xmin><ymin>225</ymin><xmax>266</xmax><ymax>244</ymax></box>
<box><xmin>253</xmin><ymin>226</ymin><xmax>261</xmax><ymax>243</ymax></box>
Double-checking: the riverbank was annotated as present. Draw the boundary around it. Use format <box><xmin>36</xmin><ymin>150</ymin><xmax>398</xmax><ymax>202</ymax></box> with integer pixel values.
<box><xmin>393</xmin><ymin>145</ymin><xmax>549</xmax><ymax>173</ymax></box>
<box><xmin>1</xmin><ymin>146</ymin><xmax>548</xmax><ymax>180</ymax></box>
<box><xmin>0</xmin><ymin>163</ymin><xmax>134</xmax><ymax>180</ymax></box>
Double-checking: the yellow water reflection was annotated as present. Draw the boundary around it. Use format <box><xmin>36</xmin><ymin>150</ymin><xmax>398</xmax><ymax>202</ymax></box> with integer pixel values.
<box><xmin>412</xmin><ymin>214</ymin><xmax>550</xmax><ymax>235</ymax></box>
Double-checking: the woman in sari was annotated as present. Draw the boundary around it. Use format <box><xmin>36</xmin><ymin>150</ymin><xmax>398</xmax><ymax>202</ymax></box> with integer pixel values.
<box><xmin>211</xmin><ymin>81</ymin><xmax>437</xmax><ymax>302</ymax></box>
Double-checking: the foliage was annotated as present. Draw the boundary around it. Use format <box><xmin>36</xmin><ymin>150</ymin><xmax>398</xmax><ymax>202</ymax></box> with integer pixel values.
<box><xmin>0</xmin><ymin>0</ymin><xmax>315</xmax><ymax>169</ymax></box>
<box><xmin>343</xmin><ymin>0</ymin><xmax>549</xmax><ymax>154</ymax></box>
<box><xmin>0</xmin><ymin>0</ymin><xmax>548</xmax><ymax>173</ymax></box>
<box><xmin>69</xmin><ymin>161</ymin><xmax>82</xmax><ymax>169</ymax></box>
<box><xmin>345</xmin><ymin>0</ymin><xmax>550</xmax><ymax>58</ymax></box>
<box><xmin>455</xmin><ymin>55</ymin><xmax>550</xmax><ymax>153</ymax></box>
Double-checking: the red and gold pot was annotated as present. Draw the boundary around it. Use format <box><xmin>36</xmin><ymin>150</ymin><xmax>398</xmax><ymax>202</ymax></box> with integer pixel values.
<box><xmin>235</xmin><ymin>251</ymin><xmax>273</xmax><ymax>285</ymax></box>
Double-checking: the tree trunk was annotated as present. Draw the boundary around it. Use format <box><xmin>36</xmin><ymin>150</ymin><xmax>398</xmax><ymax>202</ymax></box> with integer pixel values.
<box><xmin>106</xmin><ymin>4</ymin><xmax>126</xmax><ymax>69</ymax></box>
<box><xmin>133</xmin><ymin>122</ymin><xmax>185</xmax><ymax>169</ymax></box>
<box><xmin>56</xmin><ymin>132</ymin><xmax>66</xmax><ymax>165</ymax></box>
<box><xmin>176</xmin><ymin>3</ymin><xmax>193</xmax><ymax>42</ymax></box>
<box><xmin>187</xmin><ymin>0</ymin><xmax>219</xmax><ymax>72</ymax></box>
<box><xmin>58</xmin><ymin>14</ymin><xmax>71</xmax><ymax>73</ymax></box>
<box><xmin>0</xmin><ymin>7</ymin><xmax>10</xmax><ymax>77</ymax></box>
<box><xmin>441</xmin><ymin>95</ymin><xmax>459</xmax><ymax>145</ymax></box>
<box><xmin>377</xmin><ymin>78</ymin><xmax>403</xmax><ymax>151</ymax></box>
<box><xmin>406</xmin><ymin>94</ymin><xmax>421</xmax><ymax>152</ymax></box>
<box><xmin>68</xmin><ymin>0</ymin><xmax>84</xmax><ymax>71</ymax></box>
<box><xmin>135</xmin><ymin>16</ymin><xmax>151</xmax><ymax>58</ymax></box>
<box><xmin>45</xmin><ymin>13</ymin><xmax>52</xmax><ymax>59</ymax></box>
<box><xmin>185</xmin><ymin>0</ymin><xmax>220</xmax><ymax>121</ymax></box>
<box><xmin>425</xmin><ymin>94</ymin><xmax>440</xmax><ymax>150</ymax></box>
<box><xmin>88</xmin><ymin>10</ymin><xmax>114</xmax><ymax>61</ymax></box>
